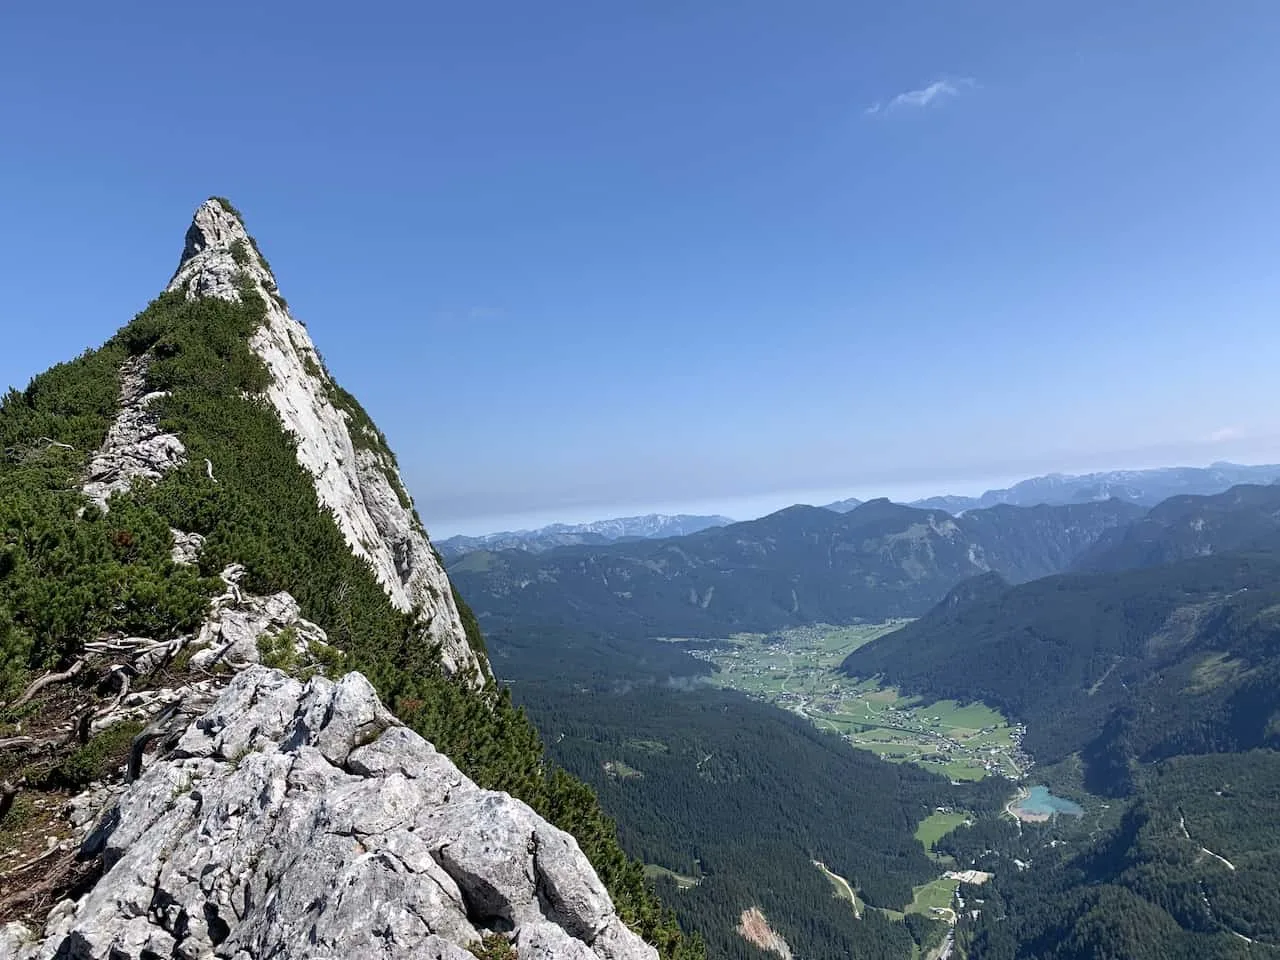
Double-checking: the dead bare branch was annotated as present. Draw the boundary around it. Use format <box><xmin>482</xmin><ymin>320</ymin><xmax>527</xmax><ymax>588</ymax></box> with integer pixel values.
<box><xmin>8</xmin><ymin>659</ymin><xmax>85</xmax><ymax>709</ymax></box>
<box><xmin>0</xmin><ymin>841</ymin><xmax>69</xmax><ymax>883</ymax></box>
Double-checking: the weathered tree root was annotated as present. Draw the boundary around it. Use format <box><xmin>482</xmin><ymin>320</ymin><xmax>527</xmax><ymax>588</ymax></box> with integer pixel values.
<box><xmin>94</xmin><ymin>665</ymin><xmax>133</xmax><ymax>719</ymax></box>
<box><xmin>7</xmin><ymin>659</ymin><xmax>85</xmax><ymax>710</ymax></box>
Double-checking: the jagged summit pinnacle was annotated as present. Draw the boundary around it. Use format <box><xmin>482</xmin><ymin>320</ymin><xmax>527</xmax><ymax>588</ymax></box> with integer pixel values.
<box><xmin>168</xmin><ymin>197</ymin><xmax>278</xmax><ymax>302</ymax></box>
<box><xmin>164</xmin><ymin>197</ymin><xmax>489</xmax><ymax>686</ymax></box>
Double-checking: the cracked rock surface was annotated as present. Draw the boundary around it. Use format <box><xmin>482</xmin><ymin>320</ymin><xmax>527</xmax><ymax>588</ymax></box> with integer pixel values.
<box><xmin>8</xmin><ymin>668</ymin><xmax>656</xmax><ymax>960</ymax></box>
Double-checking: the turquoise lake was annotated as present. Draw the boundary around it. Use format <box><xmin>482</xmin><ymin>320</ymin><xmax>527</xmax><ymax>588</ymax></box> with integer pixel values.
<box><xmin>1015</xmin><ymin>785</ymin><xmax>1084</xmax><ymax>817</ymax></box>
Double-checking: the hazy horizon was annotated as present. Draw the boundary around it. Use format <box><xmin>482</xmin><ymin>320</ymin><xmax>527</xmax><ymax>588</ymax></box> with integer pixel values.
<box><xmin>425</xmin><ymin>450</ymin><xmax>1280</xmax><ymax>540</ymax></box>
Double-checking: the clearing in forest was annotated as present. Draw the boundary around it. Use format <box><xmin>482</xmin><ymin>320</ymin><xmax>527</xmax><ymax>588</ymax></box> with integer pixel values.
<box><xmin>812</xmin><ymin>860</ymin><xmax>864</xmax><ymax>918</ymax></box>
<box><xmin>642</xmin><ymin>863</ymin><xmax>701</xmax><ymax>889</ymax></box>
<box><xmin>914</xmin><ymin>810</ymin><xmax>970</xmax><ymax>859</ymax></box>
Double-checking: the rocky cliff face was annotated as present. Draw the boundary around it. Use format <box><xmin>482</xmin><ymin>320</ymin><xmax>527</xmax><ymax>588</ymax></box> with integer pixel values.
<box><xmin>166</xmin><ymin>200</ymin><xmax>485</xmax><ymax>687</ymax></box>
<box><xmin>0</xmin><ymin>199</ymin><xmax>672</xmax><ymax>960</ymax></box>
<box><xmin>3</xmin><ymin>668</ymin><xmax>656</xmax><ymax>960</ymax></box>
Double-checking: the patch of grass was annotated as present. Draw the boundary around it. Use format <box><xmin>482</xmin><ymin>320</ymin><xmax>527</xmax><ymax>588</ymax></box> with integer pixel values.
<box><xmin>921</xmin><ymin>760</ymin><xmax>987</xmax><ymax>783</ymax></box>
<box><xmin>905</xmin><ymin>877</ymin><xmax>959</xmax><ymax>917</ymax></box>
<box><xmin>468</xmin><ymin>933</ymin><xmax>517</xmax><ymax>959</ymax></box>
<box><xmin>914</xmin><ymin>811</ymin><xmax>968</xmax><ymax>857</ymax></box>
<box><xmin>0</xmin><ymin>794</ymin><xmax>35</xmax><ymax>836</ymax></box>
<box><xmin>626</xmin><ymin>738</ymin><xmax>669</xmax><ymax>754</ymax></box>
<box><xmin>1186</xmin><ymin>652</ymin><xmax>1247</xmax><ymax>693</ymax></box>
<box><xmin>644</xmin><ymin>863</ymin><xmax>700</xmax><ymax>890</ymax></box>
<box><xmin>605</xmin><ymin>759</ymin><xmax>644</xmax><ymax>780</ymax></box>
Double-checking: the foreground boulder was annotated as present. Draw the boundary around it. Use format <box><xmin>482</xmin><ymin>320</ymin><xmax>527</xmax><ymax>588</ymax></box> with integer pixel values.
<box><xmin>5</xmin><ymin>668</ymin><xmax>656</xmax><ymax>960</ymax></box>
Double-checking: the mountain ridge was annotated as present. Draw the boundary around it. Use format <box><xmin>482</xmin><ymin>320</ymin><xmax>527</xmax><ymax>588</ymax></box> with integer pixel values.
<box><xmin>438</xmin><ymin>513</ymin><xmax>733</xmax><ymax>558</ymax></box>
<box><xmin>900</xmin><ymin>462</ymin><xmax>1280</xmax><ymax>513</ymax></box>
<box><xmin>451</xmin><ymin>496</ymin><xmax>1143</xmax><ymax>644</ymax></box>
<box><xmin>168</xmin><ymin>198</ymin><xmax>486</xmax><ymax>685</ymax></box>
<box><xmin>1074</xmin><ymin>483</ymin><xmax>1280</xmax><ymax>573</ymax></box>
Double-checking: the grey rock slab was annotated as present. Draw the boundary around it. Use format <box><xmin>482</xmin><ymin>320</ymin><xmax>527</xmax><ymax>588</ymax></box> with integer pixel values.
<box><xmin>17</xmin><ymin>668</ymin><xmax>657</xmax><ymax>960</ymax></box>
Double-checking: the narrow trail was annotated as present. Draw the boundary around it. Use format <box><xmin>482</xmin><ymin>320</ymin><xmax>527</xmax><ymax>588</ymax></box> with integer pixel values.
<box><xmin>1004</xmin><ymin>786</ymin><xmax>1029</xmax><ymax>834</ymax></box>
<box><xmin>1177</xmin><ymin>812</ymin><xmax>1267</xmax><ymax>946</ymax></box>
<box><xmin>812</xmin><ymin>860</ymin><xmax>862</xmax><ymax>918</ymax></box>
<box><xmin>1179</xmin><ymin>812</ymin><xmax>1236</xmax><ymax>871</ymax></box>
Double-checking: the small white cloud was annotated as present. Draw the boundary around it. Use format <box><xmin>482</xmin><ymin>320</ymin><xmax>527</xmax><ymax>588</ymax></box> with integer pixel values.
<box><xmin>866</xmin><ymin>78</ymin><xmax>974</xmax><ymax>116</ymax></box>
<box><xmin>1207</xmin><ymin>426</ymin><xmax>1245</xmax><ymax>443</ymax></box>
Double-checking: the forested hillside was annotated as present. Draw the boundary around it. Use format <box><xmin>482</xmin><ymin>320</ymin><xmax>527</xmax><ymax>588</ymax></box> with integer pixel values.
<box><xmin>1075</xmin><ymin>483</ymin><xmax>1280</xmax><ymax>572</ymax></box>
<box><xmin>838</xmin><ymin>487</ymin><xmax>1280</xmax><ymax>958</ymax></box>
<box><xmin>516</xmin><ymin>682</ymin><xmax>1009</xmax><ymax>960</ymax></box>
<box><xmin>452</xmin><ymin>498</ymin><xmax>1140</xmax><ymax>644</ymax></box>
<box><xmin>952</xmin><ymin>752</ymin><xmax>1280</xmax><ymax>959</ymax></box>
<box><xmin>842</xmin><ymin>553</ymin><xmax>1280</xmax><ymax>789</ymax></box>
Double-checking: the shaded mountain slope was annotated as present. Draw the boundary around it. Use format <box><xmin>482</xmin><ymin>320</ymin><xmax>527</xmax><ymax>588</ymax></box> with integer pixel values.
<box><xmin>453</xmin><ymin>498</ymin><xmax>1142</xmax><ymax>643</ymax></box>
<box><xmin>1075</xmin><ymin>483</ymin><xmax>1280</xmax><ymax>572</ymax></box>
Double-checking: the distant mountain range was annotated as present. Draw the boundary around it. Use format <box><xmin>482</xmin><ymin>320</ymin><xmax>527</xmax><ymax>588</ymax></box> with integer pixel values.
<box><xmin>897</xmin><ymin>462</ymin><xmax>1280</xmax><ymax>513</ymax></box>
<box><xmin>435</xmin><ymin>513</ymin><xmax>733</xmax><ymax>558</ymax></box>
<box><xmin>440</xmin><ymin>463</ymin><xmax>1279</xmax><ymax>560</ymax></box>
<box><xmin>450</xmin><ymin>498</ymin><xmax>1142</xmax><ymax>641</ymax></box>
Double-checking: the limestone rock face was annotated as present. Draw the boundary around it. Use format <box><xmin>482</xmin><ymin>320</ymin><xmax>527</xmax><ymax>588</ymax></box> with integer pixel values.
<box><xmin>81</xmin><ymin>355</ymin><xmax>186</xmax><ymax>510</ymax></box>
<box><xmin>166</xmin><ymin>200</ymin><xmax>486</xmax><ymax>687</ymax></box>
<box><xmin>12</xmin><ymin>668</ymin><xmax>656</xmax><ymax>960</ymax></box>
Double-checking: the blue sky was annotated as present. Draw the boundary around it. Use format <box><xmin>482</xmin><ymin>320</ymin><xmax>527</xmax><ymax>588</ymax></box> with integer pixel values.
<box><xmin>3</xmin><ymin>3</ymin><xmax>1279</xmax><ymax>537</ymax></box>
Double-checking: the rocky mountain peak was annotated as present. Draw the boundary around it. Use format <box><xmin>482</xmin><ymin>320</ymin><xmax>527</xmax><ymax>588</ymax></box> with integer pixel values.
<box><xmin>169</xmin><ymin>198</ymin><xmax>274</xmax><ymax>302</ymax></box>
<box><xmin>168</xmin><ymin>199</ymin><xmax>487</xmax><ymax>686</ymax></box>
<box><xmin>0</xmin><ymin>199</ymin><xmax>688</xmax><ymax>959</ymax></box>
